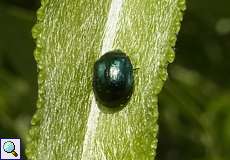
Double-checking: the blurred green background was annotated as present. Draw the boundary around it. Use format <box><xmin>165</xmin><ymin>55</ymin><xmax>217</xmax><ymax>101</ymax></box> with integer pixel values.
<box><xmin>0</xmin><ymin>0</ymin><xmax>229</xmax><ymax>160</ymax></box>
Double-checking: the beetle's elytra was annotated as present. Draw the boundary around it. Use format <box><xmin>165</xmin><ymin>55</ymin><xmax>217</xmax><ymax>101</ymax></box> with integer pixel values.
<box><xmin>93</xmin><ymin>50</ymin><xmax>134</xmax><ymax>108</ymax></box>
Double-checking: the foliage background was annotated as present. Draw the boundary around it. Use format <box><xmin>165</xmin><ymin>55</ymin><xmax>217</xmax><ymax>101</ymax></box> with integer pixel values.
<box><xmin>0</xmin><ymin>0</ymin><xmax>229</xmax><ymax>159</ymax></box>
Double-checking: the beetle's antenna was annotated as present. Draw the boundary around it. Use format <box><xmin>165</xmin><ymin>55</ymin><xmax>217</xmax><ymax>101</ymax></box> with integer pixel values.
<box><xmin>133</xmin><ymin>67</ymin><xmax>140</xmax><ymax>71</ymax></box>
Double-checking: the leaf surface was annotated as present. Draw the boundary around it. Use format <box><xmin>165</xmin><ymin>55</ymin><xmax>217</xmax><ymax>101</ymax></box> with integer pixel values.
<box><xmin>26</xmin><ymin>0</ymin><xmax>185</xmax><ymax>159</ymax></box>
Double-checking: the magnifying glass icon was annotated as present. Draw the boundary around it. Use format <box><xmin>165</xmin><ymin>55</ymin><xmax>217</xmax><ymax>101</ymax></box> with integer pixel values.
<box><xmin>3</xmin><ymin>141</ymin><xmax>18</xmax><ymax>157</ymax></box>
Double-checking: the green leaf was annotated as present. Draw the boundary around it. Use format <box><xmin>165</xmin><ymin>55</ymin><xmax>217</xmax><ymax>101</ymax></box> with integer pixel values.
<box><xmin>26</xmin><ymin>0</ymin><xmax>185</xmax><ymax>159</ymax></box>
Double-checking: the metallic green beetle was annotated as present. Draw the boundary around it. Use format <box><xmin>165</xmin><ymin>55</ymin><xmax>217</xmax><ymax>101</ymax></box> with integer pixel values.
<box><xmin>93</xmin><ymin>50</ymin><xmax>134</xmax><ymax>109</ymax></box>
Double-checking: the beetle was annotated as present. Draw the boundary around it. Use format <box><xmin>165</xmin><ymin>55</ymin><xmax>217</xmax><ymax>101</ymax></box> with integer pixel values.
<box><xmin>93</xmin><ymin>50</ymin><xmax>134</xmax><ymax>109</ymax></box>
